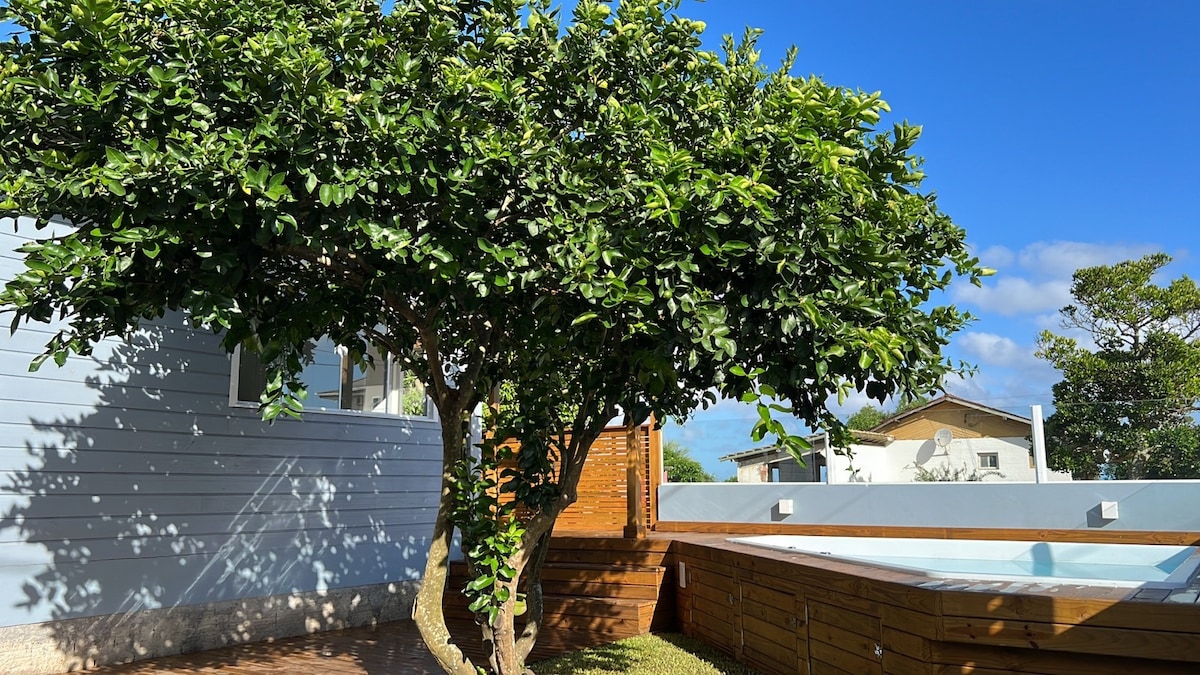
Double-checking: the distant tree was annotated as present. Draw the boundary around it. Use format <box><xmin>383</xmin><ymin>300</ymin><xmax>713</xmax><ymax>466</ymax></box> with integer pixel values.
<box><xmin>846</xmin><ymin>406</ymin><xmax>887</xmax><ymax>430</ymax></box>
<box><xmin>663</xmin><ymin>441</ymin><xmax>715</xmax><ymax>482</ymax></box>
<box><xmin>893</xmin><ymin>396</ymin><xmax>930</xmax><ymax>416</ymax></box>
<box><xmin>723</xmin><ymin>475</ymin><xmax>739</xmax><ymax>483</ymax></box>
<box><xmin>1036</xmin><ymin>254</ymin><xmax>1200</xmax><ymax>479</ymax></box>
<box><xmin>846</xmin><ymin>395</ymin><xmax>930</xmax><ymax>430</ymax></box>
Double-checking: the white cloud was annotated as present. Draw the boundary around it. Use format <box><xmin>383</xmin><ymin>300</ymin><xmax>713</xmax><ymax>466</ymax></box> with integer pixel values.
<box><xmin>956</xmin><ymin>332</ymin><xmax>1042</xmax><ymax>370</ymax></box>
<box><xmin>944</xmin><ymin>330</ymin><xmax>1063</xmax><ymax>411</ymax></box>
<box><xmin>942</xmin><ymin>372</ymin><xmax>991</xmax><ymax>402</ymax></box>
<box><xmin>1031</xmin><ymin>312</ymin><xmax>1098</xmax><ymax>350</ymax></box>
<box><xmin>1031</xmin><ymin>312</ymin><xmax>1063</xmax><ymax>331</ymax></box>
<box><xmin>954</xmin><ymin>240</ymin><xmax>1162</xmax><ymax>317</ymax></box>
<box><xmin>974</xmin><ymin>244</ymin><xmax>1015</xmax><ymax>269</ymax></box>
<box><xmin>1016</xmin><ymin>241</ymin><xmax>1159</xmax><ymax>280</ymax></box>
<box><xmin>953</xmin><ymin>276</ymin><xmax>1072</xmax><ymax>316</ymax></box>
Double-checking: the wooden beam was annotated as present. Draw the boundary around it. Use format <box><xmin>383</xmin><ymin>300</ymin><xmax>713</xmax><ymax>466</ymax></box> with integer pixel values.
<box><xmin>624</xmin><ymin>418</ymin><xmax>647</xmax><ymax>538</ymax></box>
<box><xmin>647</xmin><ymin>417</ymin><xmax>662</xmax><ymax>529</ymax></box>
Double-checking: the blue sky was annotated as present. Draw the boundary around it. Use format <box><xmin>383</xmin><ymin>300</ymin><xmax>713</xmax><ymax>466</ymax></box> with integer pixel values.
<box><xmin>659</xmin><ymin>1</ymin><xmax>1200</xmax><ymax>477</ymax></box>
<box><xmin>3</xmin><ymin>2</ymin><xmax>1197</xmax><ymax>477</ymax></box>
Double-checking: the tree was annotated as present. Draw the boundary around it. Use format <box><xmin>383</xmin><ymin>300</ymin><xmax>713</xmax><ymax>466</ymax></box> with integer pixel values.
<box><xmin>846</xmin><ymin>395</ymin><xmax>929</xmax><ymax>430</ymax></box>
<box><xmin>0</xmin><ymin>0</ymin><xmax>985</xmax><ymax>672</ymax></box>
<box><xmin>663</xmin><ymin>441</ymin><xmax>715</xmax><ymax>482</ymax></box>
<box><xmin>846</xmin><ymin>406</ymin><xmax>887</xmax><ymax>430</ymax></box>
<box><xmin>1036</xmin><ymin>254</ymin><xmax>1200</xmax><ymax>479</ymax></box>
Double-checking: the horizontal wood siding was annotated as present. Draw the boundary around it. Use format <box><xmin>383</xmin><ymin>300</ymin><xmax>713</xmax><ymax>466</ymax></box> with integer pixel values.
<box><xmin>668</xmin><ymin>532</ymin><xmax>1200</xmax><ymax>674</ymax></box>
<box><xmin>0</xmin><ymin>227</ymin><xmax>443</xmax><ymax>628</ymax></box>
<box><xmin>880</xmin><ymin>403</ymin><xmax>1028</xmax><ymax>441</ymax></box>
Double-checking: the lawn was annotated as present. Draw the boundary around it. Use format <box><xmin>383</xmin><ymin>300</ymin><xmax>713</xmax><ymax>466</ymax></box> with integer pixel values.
<box><xmin>530</xmin><ymin>632</ymin><xmax>761</xmax><ymax>675</ymax></box>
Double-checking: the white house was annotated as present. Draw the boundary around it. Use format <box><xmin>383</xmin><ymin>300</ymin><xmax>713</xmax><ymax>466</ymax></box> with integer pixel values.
<box><xmin>0</xmin><ymin>219</ymin><xmax>443</xmax><ymax>673</ymax></box>
<box><xmin>721</xmin><ymin>395</ymin><xmax>1072</xmax><ymax>484</ymax></box>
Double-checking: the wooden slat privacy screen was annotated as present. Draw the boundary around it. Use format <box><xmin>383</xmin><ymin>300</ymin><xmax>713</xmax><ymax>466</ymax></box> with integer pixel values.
<box><xmin>496</xmin><ymin>422</ymin><xmax>662</xmax><ymax>533</ymax></box>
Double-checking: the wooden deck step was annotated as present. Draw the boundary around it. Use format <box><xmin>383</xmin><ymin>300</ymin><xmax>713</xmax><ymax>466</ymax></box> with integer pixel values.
<box><xmin>449</xmin><ymin>561</ymin><xmax>666</xmax><ymax>599</ymax></box>
<box><xmin>444</xmin><ymin>594</ymin><xmax>657</xmax><ymax>636</ymax></box>
<box><xmin>545</xmin><ymin>536</ymin><xmax>672</xmax><ymax>567</ymax></box>
<box><xmin>444</xmin><ymin>535</ymin><xmax>676</xmax><ymax>661</ymax></box>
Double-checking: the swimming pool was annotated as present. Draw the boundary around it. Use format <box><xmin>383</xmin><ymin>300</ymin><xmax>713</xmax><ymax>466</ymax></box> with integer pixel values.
<box><xmin>729</xmin><ymin>534</ymin><xmax>1200</xmax><ymax>588</ymax></box>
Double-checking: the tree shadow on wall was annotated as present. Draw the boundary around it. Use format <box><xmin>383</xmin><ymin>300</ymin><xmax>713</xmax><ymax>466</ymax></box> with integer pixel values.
<box><xmin>0</xmin><ymin>322</ymin><xmax>440</xmax><ymax>670</ymax></box>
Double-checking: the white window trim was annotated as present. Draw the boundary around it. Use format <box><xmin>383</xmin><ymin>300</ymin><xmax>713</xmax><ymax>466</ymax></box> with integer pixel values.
<box><xmin>977</xmin><ymin>452</ymin><xmax>1000</xmax><ymax>470</ymax></box>
<box><xmin>228</xmin><ymin>347</ymin><xmax>435</xmax><ymax>421</ymax></box>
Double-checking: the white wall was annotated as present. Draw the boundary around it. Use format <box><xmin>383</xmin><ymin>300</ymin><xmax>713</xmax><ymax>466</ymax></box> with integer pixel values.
<box><xmin>659</xmin><ymin>481</ymin><xmax>1200</xmax><ymax>532</ymax></box>
<box><xmin>835</xmin><ymin>437</ymin><xmax>1071</xmax><ymax>483</ymax></box>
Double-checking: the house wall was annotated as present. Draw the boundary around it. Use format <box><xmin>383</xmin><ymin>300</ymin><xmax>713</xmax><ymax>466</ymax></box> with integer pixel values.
<box><xmin>736</xmin><ymin>461</ymin><xmax>769</xmax><ymax>483</ymax></box>
<box><xmin>831</xmin><ymin>437</ymin><xmax>1071</xmax><ymax>483</ymax></box>
<box><xmin>0</xmin><ymin>221</ymin><xmax>442</xmax><ymax>673</ymax></box>
<box><xmin>777</xmin><ymin>457</ymin><xmax>819</xmax><ymax>482</ymax></box>
<box><xmin>733</xmin><ymin>451</ymin><xmax>819</xmax><ymax>483</ymax></box>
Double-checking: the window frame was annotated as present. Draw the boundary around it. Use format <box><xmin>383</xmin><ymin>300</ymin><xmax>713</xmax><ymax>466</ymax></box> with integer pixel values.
<box><xmin>227</xmin><ymin>346</ymin><xmax>435</xmax><ymax>421</ymax></box>
<box><xmin>977</xmin><ymin>452</ymin><xmax>1000</xmax><ymax>470</ymax></box>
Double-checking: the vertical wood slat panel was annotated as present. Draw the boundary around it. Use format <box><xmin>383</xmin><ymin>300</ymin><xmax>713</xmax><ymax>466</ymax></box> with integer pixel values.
<box><xmin>493</xmin><ymin>423</ymin><xmax>661</xmax><ymax>532</ymax></box>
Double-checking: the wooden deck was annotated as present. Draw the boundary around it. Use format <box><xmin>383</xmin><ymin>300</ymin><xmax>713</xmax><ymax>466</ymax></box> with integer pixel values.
<box><xmin>665</xmin><ymin>527</ymin><xmax>1200</xmax><ymax>674</ymax></box>
<box><xmin>90</xmin><ymin>527</ymin><xmax>1200</xmax><ymax>675</ymax></box>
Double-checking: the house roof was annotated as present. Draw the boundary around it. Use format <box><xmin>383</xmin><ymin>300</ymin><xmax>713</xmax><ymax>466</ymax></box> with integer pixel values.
<box><xmin>870</xmin><ymin>393</ymin><xmax>1030</xmax><ymax>433</ymax></box>
<box><xmin>717</xmin><ymin>429</ymin><xmax>893</xmax><ymax>463</ymax></box>
<box><xmin>718</xmin><ymin>445</ymin><xmax>788</xmax><ymax>463</ymax></box>
<box><xmin>718</xmin><ymin>394</ymin><xmax>1030</xmax><ymax>464</ymax></box>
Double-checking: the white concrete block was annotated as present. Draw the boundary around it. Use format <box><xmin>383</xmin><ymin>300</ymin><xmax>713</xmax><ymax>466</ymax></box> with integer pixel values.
<box><xmin>1100</xmin><ymin>501</ymin><xmax>1119</xmax><ymax>520</ymax></box>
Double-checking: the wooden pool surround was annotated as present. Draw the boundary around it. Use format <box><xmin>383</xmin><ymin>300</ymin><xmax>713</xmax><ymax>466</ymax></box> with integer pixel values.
<box><xmin>658</xmin><ymin>523</ymin><xmax>1200</xmax><ymax>674</ymax></box>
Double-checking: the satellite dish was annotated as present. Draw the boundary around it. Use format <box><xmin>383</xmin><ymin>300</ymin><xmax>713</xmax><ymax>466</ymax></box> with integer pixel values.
<box><xmin>934</xmin><ymin>428</ymin><xmax>953</xmax><ymax>448</ymax></box>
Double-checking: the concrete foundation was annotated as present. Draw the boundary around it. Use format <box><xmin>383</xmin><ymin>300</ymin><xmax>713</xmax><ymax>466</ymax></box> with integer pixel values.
<box><xmin>0</xmin><ymin>579</ymin><xmax>420</xmax><ymax>675</ymax></box>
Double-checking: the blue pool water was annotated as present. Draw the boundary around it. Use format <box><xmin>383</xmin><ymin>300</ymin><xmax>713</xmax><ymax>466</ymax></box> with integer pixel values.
<box><xmin>731</xmin><ymin>535</ymin><xmax>1200</xmax><ymax>588</ymax></box>
<box><xmin>854</xmin><ymin>555</ymin><xmax>1181</xmax><ymax>584</ymax></box>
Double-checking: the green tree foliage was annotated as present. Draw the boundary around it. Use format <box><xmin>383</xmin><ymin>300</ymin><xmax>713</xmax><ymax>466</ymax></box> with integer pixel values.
<box><xmin>1036</xmin><ymin>254</ymin><xmax>1200</xmax><ymax>479</ymax></box>
<box><xmin>0</xmin><ymin>0</ymin><xmax>985</xmax><ymax>671</ymax></box>
<box><xmin>846</xmin><ymin>406</ymin><xmax>887</xmax><ymax>430</ymax></box>
<box><xmin>845</xmin><ymin>395</ymin><xmax>929</xmax><ymax>430</ymax></box>
<box><xmin>663</xmin><ymin>441</ymin><xmax>715</xmax><ymax>482</ymax></box>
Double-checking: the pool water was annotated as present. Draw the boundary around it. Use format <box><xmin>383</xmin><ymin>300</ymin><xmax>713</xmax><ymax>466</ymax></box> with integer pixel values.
<box><xmin>729</xmin><ymin>535</ymin><xmax>1200</xmax><ymax>588</ymax></box>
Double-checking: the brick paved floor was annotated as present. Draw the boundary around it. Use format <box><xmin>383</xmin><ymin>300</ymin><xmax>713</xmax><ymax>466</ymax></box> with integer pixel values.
<box><xmin>94</xmin><ymin>620</ymin><xmax>449</xmax><ymax>674</ymax></box>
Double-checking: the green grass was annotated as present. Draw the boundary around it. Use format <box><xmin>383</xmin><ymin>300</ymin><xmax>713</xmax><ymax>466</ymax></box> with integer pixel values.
<box><xmin>530</xmin><ymin>633</ymin><xmax>761</xmax><ymax>675</ymax></box>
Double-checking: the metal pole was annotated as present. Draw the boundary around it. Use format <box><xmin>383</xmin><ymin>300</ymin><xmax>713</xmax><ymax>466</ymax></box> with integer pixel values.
<box><xmin>824</xmin><ymin>432</ymin><xmax>835</xmax><ymax>484</ymax></box>
<box><xmin>1031</xmin><ymin>404</ymin><xmax>1049</xmax><ymax>483</ymax></box>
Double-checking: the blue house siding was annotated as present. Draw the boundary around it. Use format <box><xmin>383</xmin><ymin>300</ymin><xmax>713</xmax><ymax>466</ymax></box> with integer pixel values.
<box><xmin>0</xmin><ymin>221</ymin><xmax>442</xmax><ymax>672</ymax></box>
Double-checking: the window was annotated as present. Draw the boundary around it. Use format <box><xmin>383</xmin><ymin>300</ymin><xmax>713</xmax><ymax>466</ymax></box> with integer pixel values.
<box><xmin>978</xmin><ymin>453</ymin><xmax>999</xmax><ymax>470</ymax></box>
<box><xmin>231</xmin><ymin>338</ymin><xmax>432</xmax><ymax>418</ymax></box>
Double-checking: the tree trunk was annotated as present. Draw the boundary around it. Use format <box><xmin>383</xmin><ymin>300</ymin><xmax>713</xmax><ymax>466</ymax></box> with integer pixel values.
<box><xmin>418</xmin><ymin>409</ymin><xmax>611</xmax><ymax>673</ymax></box>
<box><xmin>489</xmin><ymin>578</ymin><xmax>523</xmax><ymax>674</ymax></box>
<box><xmin>413</xmin><ymin>409</ymin><xmax>478</xmax><ymax>675</ymax></box>
<box><xmin>515</xmin><ymin>531</ymin><xmax>552</xmax><ymax>662</ymax></box>
<box><xmin>485</xmin><ymin>419</ymin><xmax>609</xmax><ymax>672</ymax></box>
